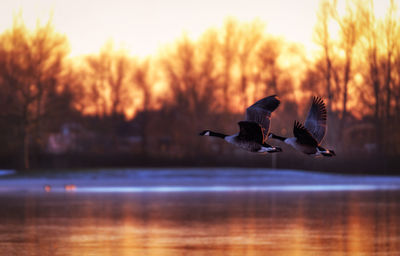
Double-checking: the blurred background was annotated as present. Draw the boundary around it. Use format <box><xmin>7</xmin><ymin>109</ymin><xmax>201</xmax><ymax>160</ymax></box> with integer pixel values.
<box><xmin>0</xmin><ymin>0</ymin><xmax>399</xmax><ymax>173</ymax></box>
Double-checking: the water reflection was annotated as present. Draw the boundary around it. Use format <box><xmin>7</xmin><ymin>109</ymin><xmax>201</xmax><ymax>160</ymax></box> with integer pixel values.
<box><xmin>0</xmin><ymin>190</ymin><xmax>399</xmax><ymax>255</ymax></box>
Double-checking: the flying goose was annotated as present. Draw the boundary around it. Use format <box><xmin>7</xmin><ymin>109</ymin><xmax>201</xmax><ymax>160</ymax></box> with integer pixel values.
<box><xmin>269</xmin><ymin>96</ymin><xmax>335</xmax><ymax>157</ymax></box>
<box><xmin>199</xmin><ymin>95</ymin><xmax>282</xmax><ymax>153</ymax></box>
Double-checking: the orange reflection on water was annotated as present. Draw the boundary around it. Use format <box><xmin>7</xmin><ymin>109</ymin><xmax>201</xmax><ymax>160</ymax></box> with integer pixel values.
<box><xmin>64</xmin><ymin>184</ymin><xmax>77</xmax><ymax>191</ymax></box>
<box><xmin>44</xmin><ymin>185</ymin><xmax>52</xmax><ymax>192</ymax></box>
<box><xmin>0</xmin><ymin>191</ymin><xmax>399</xmax><ymax>255</ymax></box>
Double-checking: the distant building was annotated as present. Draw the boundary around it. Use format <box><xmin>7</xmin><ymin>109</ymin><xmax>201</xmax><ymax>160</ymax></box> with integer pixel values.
<box><xmin>47</xmin><ymin>123</ymin><xmax>80</xmax><ymax>154</ymax></box>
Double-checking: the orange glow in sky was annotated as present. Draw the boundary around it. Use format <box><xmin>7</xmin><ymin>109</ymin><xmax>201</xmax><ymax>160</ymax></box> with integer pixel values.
<box><xmin>0</xmin><ymin>0</ymin><xmax>324</xmax><ymax>57</ymax></box>
<box><xmin>0</xmin><ymin>0</ymin><xmax>397</xmax><ymax>57</ymax></box>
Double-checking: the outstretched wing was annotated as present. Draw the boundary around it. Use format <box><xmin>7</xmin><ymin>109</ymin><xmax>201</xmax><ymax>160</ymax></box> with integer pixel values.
<box><xmin>245</xmin><ymin>95</ymin><xmax>280</xmax><ymax>137</ymax></box>
<box><xmin>293</xmin><ymin>120</ymin><xmax>318</xmax><ymax>147</ymax></box>
<box><xmin>237</xmin><ymin>121</ymin><xmax>264</xmax><ymax>144</ymax></box>
<box><xmin>304</xmin><ymin>96</ymin><xmax>327</xmax><ymax>144</ymax></box>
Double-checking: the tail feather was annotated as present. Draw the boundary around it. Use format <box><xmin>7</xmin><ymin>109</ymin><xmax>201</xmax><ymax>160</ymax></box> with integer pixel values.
<box><xmin>317</xmin><ymin>146</ymin><xmax>336</xmax><ymax>157</ymax></box>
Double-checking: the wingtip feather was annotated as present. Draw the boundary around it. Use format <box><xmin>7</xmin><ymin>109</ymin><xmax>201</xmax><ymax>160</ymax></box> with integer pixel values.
<box><xmin>312</xmin><ymin>96</ymin><xmax>327</xmax><ymax>120</ymax></box>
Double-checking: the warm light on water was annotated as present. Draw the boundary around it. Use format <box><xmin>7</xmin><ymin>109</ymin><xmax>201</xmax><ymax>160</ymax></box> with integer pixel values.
<box><xmin>75</xmin><ymin>184</ymin><xmax>400</xmax><ymax>193</ymax></box>
<box><xmin>0</xmin><ymin>169</ymin><xmax>399</xmax><ymax>255</ymax></box>
<box><xmin>0</xmin><ymin>189</ymin><xmax>399</xmax><ymax>255</ymax></box>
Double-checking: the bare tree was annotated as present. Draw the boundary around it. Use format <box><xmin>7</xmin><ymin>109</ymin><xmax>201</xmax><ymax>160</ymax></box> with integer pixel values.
<box><xmin>394</xmin><ymin>33</ymin><xmax>400</xmax><ymax>121</ymax></box>
<box><xmin>357</xmin><ymin>0</ymin><xmax>384</xmax><ymax>151</ymax></box>
<box><xmin>132</xmin><ymin>58</ymin><xmax>152</xmax><ymax>155</ymax></box>
<box><xmin>219</xmin><ymin>19</ymin><xmax>239</xmax><ymax>113</ymax></box>
<box><xmin>382</xmin><ymin>0</ymin><xmax>398</xmax><ymax>120</ymax></box>
<box><xmin>331</xmin><ymin>0</ymin><xmax>361</xmax><ymax>142</ymax></box>
<box><xmin>160</xmin><ymin>32</ymin><xmax>221</xmax><ymax>156</ymax></box>
<box><xmin>0</xmin><ymin>16</ymin><xmax>68</xmax><ymax>169</ymax></box>
<box><xmin>314</xmin><ymin>0</ymin><xmax>335</xmax><ymax>113</ymax></box>
<box><xmin>85</xmin><ymin>43</ymin><xmax>132</xmax><ymax>118</ymax></box>
<box><xmin>237</xmin><ymin>20</ymin><xmax>264</xmax><ymax>108</ymax></box>
<box><xmin>79</xmin><ymin>43</ymin><xmax>134</xmax><ymax>152</ymax></box>
<box><xmin>380</xmin><ymin>0</ymin><xmax>399</xmax><ymax>152</ymax></box>
<box><xmin>253</xmin><ymin>37</ymin><xmax>282</xmax><ymax>97</ymax></box>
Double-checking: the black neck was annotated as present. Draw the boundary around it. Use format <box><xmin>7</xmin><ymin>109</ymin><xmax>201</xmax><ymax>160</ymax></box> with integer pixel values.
<box><xmin>270</xmin><ymin>133</ymin><xmax>287</xmax><ymax>141</ymax></box>
<box><xmin>209</xmin><ymin>131</ymin><xmax>227</xmax><ymax>139</ymax></box>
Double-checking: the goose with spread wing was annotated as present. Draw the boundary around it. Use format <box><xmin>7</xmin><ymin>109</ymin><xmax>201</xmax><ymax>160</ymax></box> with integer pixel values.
<box><xmin>269</xmin><ymin>96</ymin><xmax>335</xmax><ymax>157</ymax></box>
<box><xmin>199</xmin><ymin>95</ymin><xmax>282</xmax><ymax>153</ymax></box>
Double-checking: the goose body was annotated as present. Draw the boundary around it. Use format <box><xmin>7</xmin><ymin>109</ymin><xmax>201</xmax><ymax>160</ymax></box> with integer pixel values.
<box><xmin>199</xmin><ymin>95</ymin><xmax>282</xmax><ymax>153</ymax></box>
<box><xmin>269</xmin><ymin>96</ymin><xmax>335</xmax><ymax>157</ymax></box>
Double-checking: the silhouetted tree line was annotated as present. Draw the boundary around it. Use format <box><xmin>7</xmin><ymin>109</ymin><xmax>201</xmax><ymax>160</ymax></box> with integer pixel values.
<box><xmin>1</xmin><ymin>1</ymin><xmax>400</xmax><ymax>171</ymax></box>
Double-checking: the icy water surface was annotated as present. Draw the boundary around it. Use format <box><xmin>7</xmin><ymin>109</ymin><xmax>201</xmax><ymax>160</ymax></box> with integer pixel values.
<box><xmin>0</xmin><ymin>168</ymin><xmax>399</xmax><ymax>255</ymax></box>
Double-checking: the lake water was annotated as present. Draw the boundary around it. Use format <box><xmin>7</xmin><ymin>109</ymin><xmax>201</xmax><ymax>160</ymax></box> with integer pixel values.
<box><xmin>0</xmin><ymin>168</ymin><xmax>399</xmax><ymax>255</ymax></box>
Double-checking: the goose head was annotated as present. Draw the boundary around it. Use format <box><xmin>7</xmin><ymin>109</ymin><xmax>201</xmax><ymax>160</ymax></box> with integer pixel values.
<box><xmin>199</xmin><ymin>130</ymin><xmax>211</xmax><ymax>136</ymax></box>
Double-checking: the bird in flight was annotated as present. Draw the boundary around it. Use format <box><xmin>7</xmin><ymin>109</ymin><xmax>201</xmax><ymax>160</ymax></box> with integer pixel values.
<box><xmin>269</xmin><ymin>96</ymin><xmax>335</xmax><ymax>157</ymax></box>
<box><xmin>199</xmin><ymin>95</ymin><xmax>282</xmax><ymax>153</ymax></box>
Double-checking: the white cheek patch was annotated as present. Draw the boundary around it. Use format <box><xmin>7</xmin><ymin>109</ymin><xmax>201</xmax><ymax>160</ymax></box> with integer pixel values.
<box><xmin>316</xmin><ymin>148</ymin><xmax>329</xmax><ymax>154</ymax></box>
<box><xmin>258</xmin><ymin>146</ymin><xmax>276</xmax><ymax>153</ymax></box>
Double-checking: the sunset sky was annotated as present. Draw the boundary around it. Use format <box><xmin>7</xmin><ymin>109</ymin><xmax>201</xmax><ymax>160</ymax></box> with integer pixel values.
<box><xmin>0</xmin><ymin>0</ymin><xmax>325</xmax><ymax>57</ymax></box>
<box><xmin>1</xmin><ymin>0</ymin><xmax>396</xmax><ymax>58</ymax></box>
